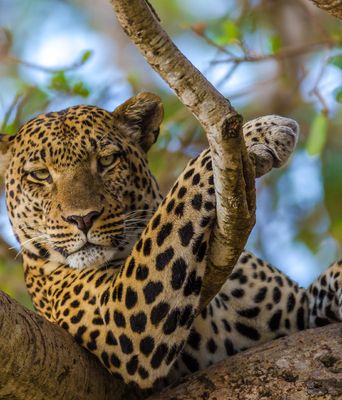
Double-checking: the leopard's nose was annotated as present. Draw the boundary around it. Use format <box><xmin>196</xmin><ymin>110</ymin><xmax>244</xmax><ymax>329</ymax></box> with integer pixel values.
<box><xmin>65</xmin><ymin>210</ymin><xmax>101</xmax><ymax>234</ymax></box>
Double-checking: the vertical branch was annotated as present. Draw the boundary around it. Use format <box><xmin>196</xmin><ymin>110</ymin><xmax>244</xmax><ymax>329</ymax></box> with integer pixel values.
<box><xmin>111</xmin><ymin>0</ymin><xmax>256</xmax><ymax>309</ymax></box>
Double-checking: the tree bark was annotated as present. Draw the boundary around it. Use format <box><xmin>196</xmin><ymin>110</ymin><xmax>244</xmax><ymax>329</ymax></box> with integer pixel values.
<box><xmin>0</xmin><ymin>290</ymin><xmax>130</xmax><ymax>400</ymax></box>
<box><xmin>309</xmin><ymin>0</ymin><xmax>342</xmax><ymax>19</ymax></box>
<box><xmin>149</xmin><ymin>323</ymin><xmax>342</xmax><ymax>400</ymax></box>
<box><xmin>110</xmin><ymin>0</ymin><xmax>256</xmax><ymax>311</ymax></box>
<box><xmin>1</xmin><ymin>287</ymin><xmax>341</xmax><ymax>400</ymax></box>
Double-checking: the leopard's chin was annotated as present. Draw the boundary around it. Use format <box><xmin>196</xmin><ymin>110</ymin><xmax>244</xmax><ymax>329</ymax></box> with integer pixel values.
<box><xmin>66</xmin><ymin>244</ymin><xmax>117</xmax><ymax>269</ymax></box>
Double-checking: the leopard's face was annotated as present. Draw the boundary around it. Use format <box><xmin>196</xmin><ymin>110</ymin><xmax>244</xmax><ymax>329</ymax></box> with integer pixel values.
<box><xmin>1</xmin><ymin>93</ymin><xmax>163</xmax><ymax>271</ymax></box>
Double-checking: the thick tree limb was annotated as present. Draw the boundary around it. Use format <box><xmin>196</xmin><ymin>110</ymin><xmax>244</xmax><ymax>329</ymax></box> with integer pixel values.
<box><xmin>1</xmin><ymin>287</ymin><xmax>341</xmax><ymax>400</ymax></box>
<box><xmin>0</xmin><ymin>290</ymin><xmax>132</xmax><ymax>400</ymax></box>
<box><xmin>148</xmin><ymin>323</ymin><xmax>342</xmax><ymax>400</ymax></box>
<box><xmin>110</xmin><ymin>0</ymin><xmax>256</xmax><ymax>311</ymax></box>
<box><xmin>309</xmin><ymin>0</ymin><xmax>342</xmax><ymax>18</ymax></box>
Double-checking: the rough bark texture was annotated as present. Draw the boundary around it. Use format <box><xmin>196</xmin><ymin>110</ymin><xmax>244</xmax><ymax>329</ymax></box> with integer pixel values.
<box><xmin>310</xmin><ymin>0</ymin><xmax>342</xmax><ymax>18</ymax></box>
<box><xmin>110</xmin><ymin>0</ymin><xmax>256</xmax><ymax>311</ymax></box>
<box><xmin>149</xmin><ymin>323</ymin><xmax>342</xmax><ymax>400</ymax></box>
<box><xmin>1</xmin><ymin>286</ymin><xmax>341</xmax><ymax>400</ymax></box>
<box><xmin>0</xmin><ymin>290</ymin><xmax>130</xmax><ymax>400</ymax></box>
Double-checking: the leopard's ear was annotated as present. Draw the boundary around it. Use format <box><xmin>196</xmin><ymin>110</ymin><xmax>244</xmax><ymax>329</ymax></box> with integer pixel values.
<box><xmin>113</xmin><ymin>92</ymin><xmax>164</xmax><ymax>152</ymax></box>
<box><xmin>0</xmin><ymin>133</ymin><xmax>14</xmax><ymax>176</ymax></box>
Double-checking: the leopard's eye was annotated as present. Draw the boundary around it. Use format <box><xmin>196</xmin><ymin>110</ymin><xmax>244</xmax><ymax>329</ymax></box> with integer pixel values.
<box><xmin>98</xmin><ymin>154</ymin><xmax>118</xmax><ymax>169</ymax></box>
<box><xmin>29</xmin><ymin>169</ymin><xmax>51</xmax><ymax>182</ymax></box>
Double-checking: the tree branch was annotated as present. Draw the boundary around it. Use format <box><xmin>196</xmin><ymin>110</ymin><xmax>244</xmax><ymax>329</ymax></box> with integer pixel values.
<box><xmin>0</xmin><ymin>290</ymin><xmax>132</xmax><ymax>400</ymax></box>
<box><xmin>208</xmin><ymin>39</ymin><xmax>339</xmax><ymax>65</ymax></box>
<box><xmin>110</xmin><ymin>0</ymin><xmax>256</xmax><ymax>311</ymax></box>
<box><xmin>1</xmin><ymin>287</ymin><xmax>341</xmax><ymax>400</ymax></box>
<box><xmin>148</xmin><ymin>324</ymin><xmax>342</xmax><ymax>400</ymax></box>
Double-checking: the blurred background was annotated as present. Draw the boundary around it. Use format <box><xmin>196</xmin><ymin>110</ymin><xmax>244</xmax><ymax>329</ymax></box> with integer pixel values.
<box><xmin>0</xmin><ymin>0</ymin><xmax>341</xmax><ymax>309</ymax></box>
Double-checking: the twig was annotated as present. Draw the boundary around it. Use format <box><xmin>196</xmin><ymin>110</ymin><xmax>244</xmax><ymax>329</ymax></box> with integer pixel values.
<box><xmin>215</xmin><ymin>63</ymin><xmax>240</xmax><ymax>88</ymax></box>
<box><xmin>190</xmin><ymin>26</ymin><xmax>237</xmax><ymax>57</ymax></box>
<box><xmin>4</xmin><ymin>53</ymin><xmax>89</xmax><ymax>74</ymax></box>
<box><xmin>210</xmin><ymin>39</ymin><xmax>339</xmax><ymax>65</ymax></box>
<box><xmin>309</xmin><ymin>48</ymin><xmax>332</xmax><ymax>114</ymax></box>
<box><xmin>111</xmin><ymin>0</ymin><xmax>256</xmax><ymax>311</ymax></box>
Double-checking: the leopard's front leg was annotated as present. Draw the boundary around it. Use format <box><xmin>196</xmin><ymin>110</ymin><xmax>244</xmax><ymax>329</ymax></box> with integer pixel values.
<box><xmin>105</xmin><ymin>148</ymin><xmax>216</xmax><ymax>389</ymax></box>
<box><xmin>100</xmin><ymin>115</ymin><xmax>299</xmax><ymax>389</ymax></box>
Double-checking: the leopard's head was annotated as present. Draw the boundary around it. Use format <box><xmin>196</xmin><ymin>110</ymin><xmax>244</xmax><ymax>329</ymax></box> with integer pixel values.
<box><xmin>0</xmin><ymin>93</ymin><xmax>163</xmax><ymax>270</ymax></box>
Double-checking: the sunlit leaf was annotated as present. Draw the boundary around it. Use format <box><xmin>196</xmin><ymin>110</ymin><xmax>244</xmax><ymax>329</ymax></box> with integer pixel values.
<box><xmin>222</xmin><ymin>21</ymin><xmax>239</xmax><ymax>41</ymax></box>
<box><xmin>80</xmin><ymin>49</ymin><xmax>93</xmax><ymax>63</ymax></box>
<box><xmin>49</xmin><ymin>72</ymin><xmax>70</xmax><ymax>92</ymax></box>
<box><xmin>268</xmin><ymin>35</ymin><xmax>282</xmax><ymax>54</ymax></box>
<box><xmin>2</xmin><ymin>123</ymin><xmax>16</xmax><ymax>135</ymax></box>
<box><xmin>215</xmin><ymin>20</ymin><xmax>240</xmax><ymax>45</ymax></box>
<box><xmin>72</xmin><ymin>81</ymin><xmax>90</xmax><ymax>97</ymax></box>
<box><xmin>329</xmin><ymin>54</ymin><xmax>342</xmax><ymax>69</ymax></box>
<box><xmin>306</xmin><ymin>113</ymin><xmax>328</xmax><ymax>156</ymax></box>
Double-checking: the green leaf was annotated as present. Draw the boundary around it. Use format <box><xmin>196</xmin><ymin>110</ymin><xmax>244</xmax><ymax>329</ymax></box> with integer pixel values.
<box><xmin>215</xmin><ymin>20</ymin><xmax>240</xmax><ymax>45</ymax></box>
<box><xmin>329</xmin><ymin>54</ymin><xmax>342</xmax><ymax>70</ymax></box>
<box><xmin>80</xmin><ymin>50</ymin><xmax>93</xmax><ymax>63</ymax></box>
<box><xmin>333</xmin><ymin>86</ymin><xmax>342</xmax><ymax>103</ymax></box>
<box><xmin>268</xmin><ymin>35</ymin><xmax>282</xmax><ymax>54</ymax></box>
<box><xmin>222</xmin><ymin>21</ymin><xmax>239</xmax><ymax>41</ymax></box>
<box><xmin>72</xmin><ymin>81</ymin><xmax>90</xmax><ymax>97</ymax></box>
<box><xmin>306</xmin><ymin>113</ymin><xmax>328</xmax><ymax>156</ymax></box>
<box><xmin>2</xmin><ymin>123</ymin><xmax>16</xmax><ymax>135</ymax></box>
<box><xmin>49</xmin><ymin>72</ymin><xmax>90</xmax><ymax>97</ymax></box>
<box><xmin>49</xmin><ymin>72</ymin><xmax>70</xmax><ymax>92</ymax></box>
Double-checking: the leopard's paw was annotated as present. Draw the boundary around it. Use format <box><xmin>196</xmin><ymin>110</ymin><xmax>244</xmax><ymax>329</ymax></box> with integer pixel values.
<box><xmin>243</xmin><ymin>115</ymin><xmax>299</xmax><ymax>177</ymax></box>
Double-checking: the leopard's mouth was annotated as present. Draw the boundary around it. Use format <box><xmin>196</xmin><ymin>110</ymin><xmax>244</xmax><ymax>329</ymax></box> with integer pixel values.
<box><xmin>65</xmin><ymin>243</ymin><xmax>117</xmax><ymax>269</ymax></box>
<box><xmin>76</xmin><ymin>242</ymin><xmax>101</xmax><ymax>252</ymax></box>
<box><xmin>64</xmin><ymin>238</ymin><xmax>134</xmax><ymax>269</ymax></box>
<box><xmin>66</xmin><ymin>241</ymin><xmax>108</xmax><ymax>256</ymax></box>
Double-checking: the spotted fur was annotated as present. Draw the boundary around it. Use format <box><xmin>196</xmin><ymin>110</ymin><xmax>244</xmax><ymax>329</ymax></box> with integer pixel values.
<box><xmin>0</xmin><ymin>92</ymin><xmax>340</xmax><ymax>392</ymax></box>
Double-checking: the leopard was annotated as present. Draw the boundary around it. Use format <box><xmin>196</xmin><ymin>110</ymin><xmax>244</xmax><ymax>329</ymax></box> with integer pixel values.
<box><xmin>0</xmin><ymin>92</ymin><xmax>341</xmax><ymax>393</ymax></box>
